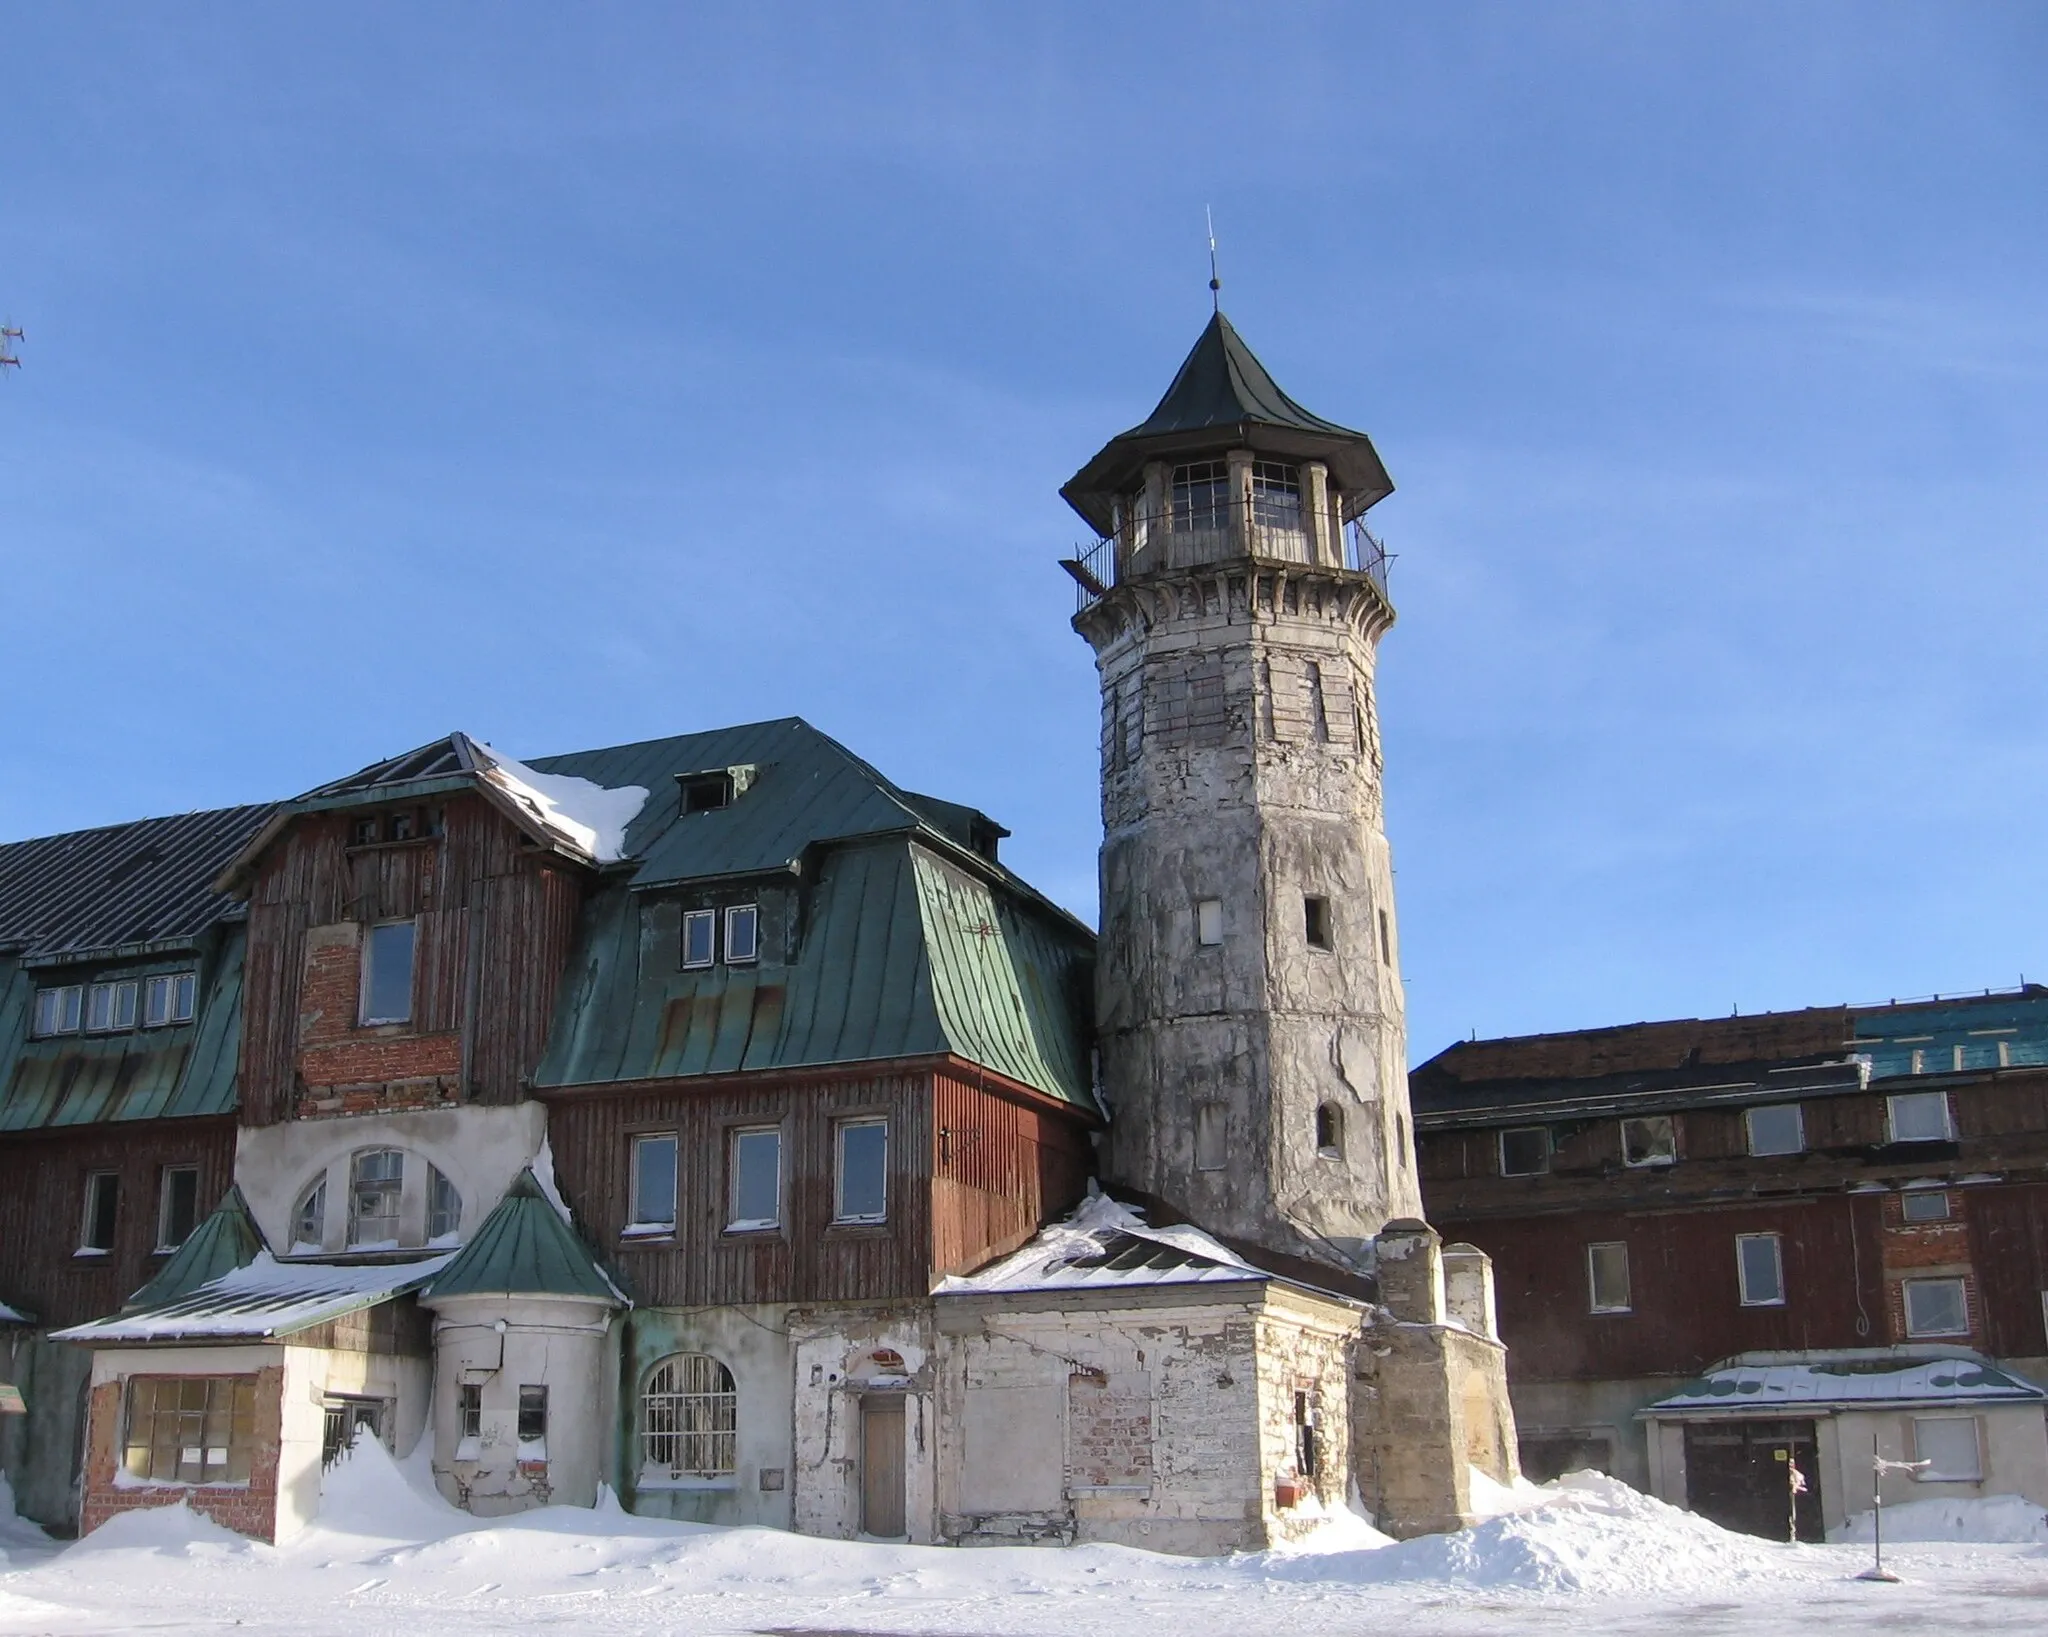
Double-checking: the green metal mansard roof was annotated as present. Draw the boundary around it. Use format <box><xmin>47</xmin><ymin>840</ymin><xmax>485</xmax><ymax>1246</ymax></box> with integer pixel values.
<box><xmin>1061</xmin><ymin>309</ymin><xmax>1394</xmax><ymax>535</ymax></box>
<box><xmin>422</xmin><ymin>1170</ymin><xmax>624</xmax><ymax>1305</ymax></box>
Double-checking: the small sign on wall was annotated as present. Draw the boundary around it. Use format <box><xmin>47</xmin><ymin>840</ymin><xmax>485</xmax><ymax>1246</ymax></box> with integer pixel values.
<box><xmin>0</xmin><ymin>1384</ymin><xmax>26</xmax><ymax>1414</ymax></box>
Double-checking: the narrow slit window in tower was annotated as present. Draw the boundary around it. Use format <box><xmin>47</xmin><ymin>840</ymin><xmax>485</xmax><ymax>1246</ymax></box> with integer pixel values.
<box><xmin>1194</xmin><ymin>1103</ymin><xmax>1227</xmax><ymax>1170</ymax></box>
<box><xmin>1304</xmin><ymin>896</ymin><xmax>1332</xmax><ymax>949</ymax></box>
<box><xmin>1315</xmin><ymin>1104</ymin><xmax>1343</xmax><ymax>1159</ymax></box>
<box><xmin>1305</xmin><ymin>661</ymin><xmax>1329</xmax><ymax>742</ymax></box>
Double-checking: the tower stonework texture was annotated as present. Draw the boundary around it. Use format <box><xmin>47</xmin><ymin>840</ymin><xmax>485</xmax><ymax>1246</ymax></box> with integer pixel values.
<box><xmin>1063</xmin><ymin>311</ymin><xmax>1421</xmax><ymax>1265</ymax></box>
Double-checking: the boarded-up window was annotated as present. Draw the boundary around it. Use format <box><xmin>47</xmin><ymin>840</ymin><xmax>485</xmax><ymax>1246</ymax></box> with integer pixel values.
<box><xmin>1069</xmin><ymin>1373</ymin><xmax>1153</xmax><ymax>1488</ymax></box>
<box><xmin>960</xmin><ymin>1385</ymin><xmax>1063</xmax><ymax>1512</ymax></box>
<box><xmin>1148</xmin><ymin>655</ymin><xmax>1228</xmax><ymax>750</ymax></box>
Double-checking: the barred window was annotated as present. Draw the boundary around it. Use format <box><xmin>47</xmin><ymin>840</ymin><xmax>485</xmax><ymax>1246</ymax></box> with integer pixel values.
<box><xmin>123</xmin><ymin>1375</ymin><xmax>257</xmax><ymax>1484</ymax></box>
<box><xmin>641</xmin><ymin>1354</ymin><xmax>738</xmax><ymax>1481</ymax></box>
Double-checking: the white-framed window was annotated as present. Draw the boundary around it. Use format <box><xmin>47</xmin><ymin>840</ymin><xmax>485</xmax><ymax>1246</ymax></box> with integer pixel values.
<box><xmin>1620</xmin><ymin>1115</ymin><xmax>1676</xmax><ymax>1167</ymax></box>
<box><xmin>360</xmin><ymin>920</ymin><xmax>416</xmax><ymax>1025</ymax></box>
<box><xmin>86</xmin><ymin>979</ymin><xmax>139</xmax><ymax>1033</ymax></box>
<box><xmin>1903</xmin><ymin>1276</ymin><xmax>1969</xmax><ymax>1337</ymax></box>
<box><xmin>292</xmin><ymin>1179</ymin><xmax>326</xmax><ymax>1251</ymax></box>
<box><xmin>725</xmin><ymin>904</ymin><xmax>759</xmax><ymax>965</ymax></box>
<box><xmin>834</xmin><ymin>1118</ymin><xmax>888</xmax><ymax>1223</ymax></box>
<box><xmin>142</xmin><ymin>972</ymin><xmax>198</xmax><ymax>1028</ymax></box>
<box><xmin>1901</xmin><ymin>1188</ymin><xmax>1951</xmax><ymax>1223</ymax></box>
<box><xmin>157</xmin><ymin>1166</ymin><xmax>200</xmax><ymax>1253</ymax></box>
<box><xmin>641</xmin><ymin>1353</ymin><xmax>737</xmax><ymax>1481</ymax></box>
<box><xmin>682</xmin><ymin>909</ymin><xmax>716</xmax><ymax>970</ymax></box>
<box><xmin>1587</xmin><ymin>1241</ymin><xmax>1632</xmax><ymax>1313</ymax></box>
<box><xmin>79</xmin><ymin>1171</ymin><xmax>119</xmax><ymax>1253</ymax></box>
<box><xmin>1745</xmin><ymin>1104</ymin><xmax>1804</xmax><ymax>1156</ymax></box>
<box><xmin>1888</xmin><ymin>1090</ymin><xmax>1952</xmax><ymax>1143</ymax></box>
<box><xmin>1314</xmin><ymin>1103</ymin><xmax>1344</xmax><ymax>1160</ymax></box>
<box><xmin>1912</xmin><ymin>1415</ymin><xmax>1983</xmax><ymax>1481</ymax></box>
<box><xmin>348</xmin><ymin>1149</ymin><xmax>404</xmax><ymax>1247</ymax></box>
<box><xmin>33</xmin><ymin>984</ymin><xmax>82</xmax><ymax>1037</ymax></box>
<box><xmin>1194</xmin><ymin>1102</ymin><xmax>1227</xmax><ymax>1171</ymax></box>
<box><xmin>629</xmin><ymin>1134</ymin><xmax>678</xmax><ymax>1233</ymax></box>
<box><xmin>1499</xmin><ymin>1127</ymin><xmax>1551</xmax><ymax>1176</ymax></box>
<box><xmin>1736</xmin><ymin>1233</ymin><xmax>1785</xmax><ymax>1305</ymax></box>
<box><xmin>1195</xmin><ymin>898</ymin><xmax>1224</xmax><ymax>946</ymax></box>
<box><xmin>456</xmin><ymin>1383</ymin><xmax>482</xmax><ymax>1442</ymax></box>
<box><xmin>427</xmin><ymin>1166</ymin><xmax>462</xmax><ymax>1241</ymax></box>
<box><xmin>122</xmin><ymin>1375</ymin><xmax>257</xmax><ymax>1484</ymax></box>
<box><xmin>728</xmin><ymin>1127</ymin><xmax>781</xmax><ymax>1230</ymax></box>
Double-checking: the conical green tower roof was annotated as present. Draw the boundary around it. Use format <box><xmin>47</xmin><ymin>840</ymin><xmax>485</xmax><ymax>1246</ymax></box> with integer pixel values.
<box><xmin>1061</xmin><ymin>310</ymin><xmax>1393</xmax><ymax>535</ymax></box>
<box><xmin>126</xmin><ymin>1185</ymin><xmax>265</xmax><ymax>1310</ymax></box>
<box><xmin>421</xmin><ymin>1170</ymin><xmax>625</xmax><ymax>1305</ymax></box>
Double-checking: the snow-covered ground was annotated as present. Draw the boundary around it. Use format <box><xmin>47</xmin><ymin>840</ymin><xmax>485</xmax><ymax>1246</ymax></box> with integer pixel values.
<box><xmin>3</xmin><ymin>1445</ymin><xmax>2045</xmax><ymax>1637</ymax></box>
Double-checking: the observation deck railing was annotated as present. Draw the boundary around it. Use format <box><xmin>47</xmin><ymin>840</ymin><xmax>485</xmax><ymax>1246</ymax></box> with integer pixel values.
<box><xmin>1061</xmin><ymin>504</ymin><xmax>1391</xmax><ymax>613</ymax></box>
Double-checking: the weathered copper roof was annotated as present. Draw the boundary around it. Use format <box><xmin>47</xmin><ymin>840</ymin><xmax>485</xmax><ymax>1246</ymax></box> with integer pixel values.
<box><xmin>1061</xmin><ymin>310</ymin><xmax>1394</xmax><ymax>534</ymax></box>
<box><xmin>421</xmin><ymin>1171</ymin><xmax>624</xmax><ymax>1305</ymax></box>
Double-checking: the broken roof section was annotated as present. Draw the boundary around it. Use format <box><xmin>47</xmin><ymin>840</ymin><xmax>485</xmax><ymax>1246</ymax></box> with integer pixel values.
<box><xmin>1061</xmin><ymin>310</ymin><xmax>1394</xmax><ymax>535</ymax></box>
<box><xmin>938</xmin><ymin>1188</ymin><xmax>1279</xmax><ymax>1297</ymax></box>
<box><xmin>1641</xmin><ymin>1349</ymin><xmax>2048</xmax><ymax>1417</ymax></box>
<box><xmin>422</xmin><ymin>1171</ymin><xmax>624</xmax><ymax>1306</ymax></box>
<box><xmin>218</xmin><ymin>731</ymin><xmax>650</xmax><ymax>889</ymax></box>
<box><xmin>53</xmin><ymin>1251</ymin><xmax>451</xmax><ymax>1346</ymax></box>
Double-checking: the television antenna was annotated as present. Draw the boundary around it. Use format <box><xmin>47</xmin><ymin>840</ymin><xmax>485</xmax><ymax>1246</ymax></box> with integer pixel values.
<box><xmin>0</xmin><ymin>323</ymin><xmax>21</xmax><ymax>372</ymax></box>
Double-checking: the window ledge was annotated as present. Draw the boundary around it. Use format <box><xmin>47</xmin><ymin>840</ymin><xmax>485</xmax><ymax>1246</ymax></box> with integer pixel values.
<box><xmin>72</xmin><ymin>1248</ymin><xmax>111</xmax><ymax>1260</ymax></box>
<box><xmin>638</xmin><ymin>1475</ymin><xmax>737</xmax><ymax>1491</ymax></box>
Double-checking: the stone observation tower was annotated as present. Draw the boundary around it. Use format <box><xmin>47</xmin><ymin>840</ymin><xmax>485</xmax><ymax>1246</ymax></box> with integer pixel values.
<box><xmin>1061</xmin><ymin>309</ymin><xmax>1422</xmax><ymax>1268</ymax></box>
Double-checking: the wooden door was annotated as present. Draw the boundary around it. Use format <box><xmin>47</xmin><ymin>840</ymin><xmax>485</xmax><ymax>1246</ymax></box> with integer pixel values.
<box><xmin>1683</xmin><ymin>1419</ymin><xmax>1823</xmax><ymax>1541</ymax></box>
<box><xmin>861</xmin><ymin>1397</ymin><xmax>906</xmax><ymax>1537</ymax></box>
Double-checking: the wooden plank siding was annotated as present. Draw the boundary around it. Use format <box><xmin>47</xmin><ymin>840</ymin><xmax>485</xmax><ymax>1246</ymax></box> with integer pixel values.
<box><xmin>239</xmin><ymin>793</ymin><xmax>587</xmax><ymax>1123</ymax></box>
<box><xmin>0</xmin><ymin>1117</ymin><xmax>237</xmax><ymax>1330</ymax></box>
<box><xmin>1447</xmin><ymin>1194</ymin><xmax>1890</xmax><ymax>1382</ymax></box>
<box><xmin>540</xmin><ymin>1057</ymin><xmax>1095</xmax><ymax>1308</ymax></box>
<box><xmin>932</xmin><ymin>1065</ymin><xmax>1092</xmax><ymax>1278</ymax></box>
<box><xmin>545</xmin><ymin>1064</ymin><xmax>937</xmax><ymax>1306</ymax></box>
<box><xmin>1967</xmin><ymin>1181</ymin><xmax>2048</xmax><ymax>1357</ymax></box>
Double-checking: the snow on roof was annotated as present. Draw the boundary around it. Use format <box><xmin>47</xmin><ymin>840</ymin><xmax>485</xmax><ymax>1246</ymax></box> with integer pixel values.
<box><xmin>51</xmin><ymin>1252</ymin><xmax>452</xmax><ymax>1345</ymax></box>
<box><xmin>473</xmin><ymin>743</ymin><xmax>647</xmax><ymax>866</ymax></box>
<box><xmin>0</xmin><ymin>1300</ymin><xmax>31</xmax><ymax>1326</ymax></box>
<box><xmin>935</xmin><ymin>1186</ymin><xmax>1266</xmax><ymax>1296</ymax></box>
<box><xmin>1642</xmin><ymin>1350</ymin><xmax>2048</xmax><ymax>1417</ymax></box>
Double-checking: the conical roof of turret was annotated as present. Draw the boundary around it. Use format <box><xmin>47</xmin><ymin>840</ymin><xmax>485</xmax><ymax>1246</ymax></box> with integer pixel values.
<box><xmin>1061</xmin><ymin>310</ymin><xmax>1393</xmax><ymax>535</ymax></box>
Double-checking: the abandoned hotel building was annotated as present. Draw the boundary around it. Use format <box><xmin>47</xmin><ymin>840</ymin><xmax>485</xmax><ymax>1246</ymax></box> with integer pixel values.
<box><xmin>0</xmin><ymin>310</ymin><xmax>1529</xmax><ymax>1549</ymax></box>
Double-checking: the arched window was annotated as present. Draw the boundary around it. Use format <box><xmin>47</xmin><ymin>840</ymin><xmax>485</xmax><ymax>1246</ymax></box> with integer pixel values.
<box><xmin>292</xmin><ymin>1179</ymin><xmax>326</xmax><ymax>1250</ymax></box>
<box><xmin>1315</xmin><ymin>1104</ymin><xmax>1343</xmax><ymax>1160</ymax></box>
<box><xmin>641</xmin><ymin>1354</ymin><xmax>737</xmax><ymax>1481</ymax></box>
<box><xmin>428</xmin><ymin>1166</ymin><xmax>462</xmax><ymax>1241</ymax></box>
<box><xmin>348</xmin><ymin>1149</ymin><xmax>404</xmax><ymax>1247</ymax></box>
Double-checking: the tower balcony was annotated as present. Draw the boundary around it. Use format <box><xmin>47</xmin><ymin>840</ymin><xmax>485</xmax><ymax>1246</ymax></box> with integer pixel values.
<box><xmin>1062</xmin><ymin>503</ymin><xmax>1391</xmax><ymax>614</ymax></box>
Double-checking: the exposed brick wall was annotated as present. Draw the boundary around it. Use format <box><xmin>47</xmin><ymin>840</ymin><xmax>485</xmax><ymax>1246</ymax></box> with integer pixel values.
<box><xmin>1880</xmin><ymin>1191</ymin><xmax>1979</xmax><ymax>1345</ymax></box>
<box><xmin>78</xmin><ymin>1367</ymin><xmax>285</xmax><ymax>1543</ymax></box>
<box><xmin>294</xmin><ymin>919</ymin><xmax>463</xmax><ymax>1117</ymax></box>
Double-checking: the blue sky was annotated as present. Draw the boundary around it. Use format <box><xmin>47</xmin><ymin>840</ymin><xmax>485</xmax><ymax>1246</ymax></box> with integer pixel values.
<box><xmin>3</xmin><ymin>3</ymin><xmax>2045</xmax><ymax>1060</ymax></box>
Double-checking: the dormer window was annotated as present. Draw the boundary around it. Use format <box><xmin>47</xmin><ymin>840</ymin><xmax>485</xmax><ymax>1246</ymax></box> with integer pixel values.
<box><xmin>682</xmin><ymin>910</ymin><xmax>716</xmax><ymax>969</ymax></box>
<box><xmin>86</xmin><ymin>980</ymin><xmax>140</xmax><ymax>1033</ymax></box>
<box><xmin>681</xmin><ymin>772</ymin><xmax>733</xmax><ymax>814</ymax></box>
<box><xmin>143</xmin><ymin>973</ymin><xmax>197</xmax><ymax>1028</ymax></box>
<box><xmin>725</xmin><ymin>905</ymin><xmax>759</xmax><ymax>964</ymax></box>
<box><xmin>33</xmin><ymin>984</ymin><xmax>83</xmax><ymax>1037</ymax></box>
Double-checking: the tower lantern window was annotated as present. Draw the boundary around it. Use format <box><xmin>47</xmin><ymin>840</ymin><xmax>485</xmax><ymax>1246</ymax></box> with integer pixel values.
<box><xmin>1249</xmin><ymin>461</ymin><xmax>1302</xmax><ymax>530</ymax></box>
<box><xmin>1170</xmin><ymin>461</ymin><xmax>1231</xmax><ymax>533</ymax></box>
